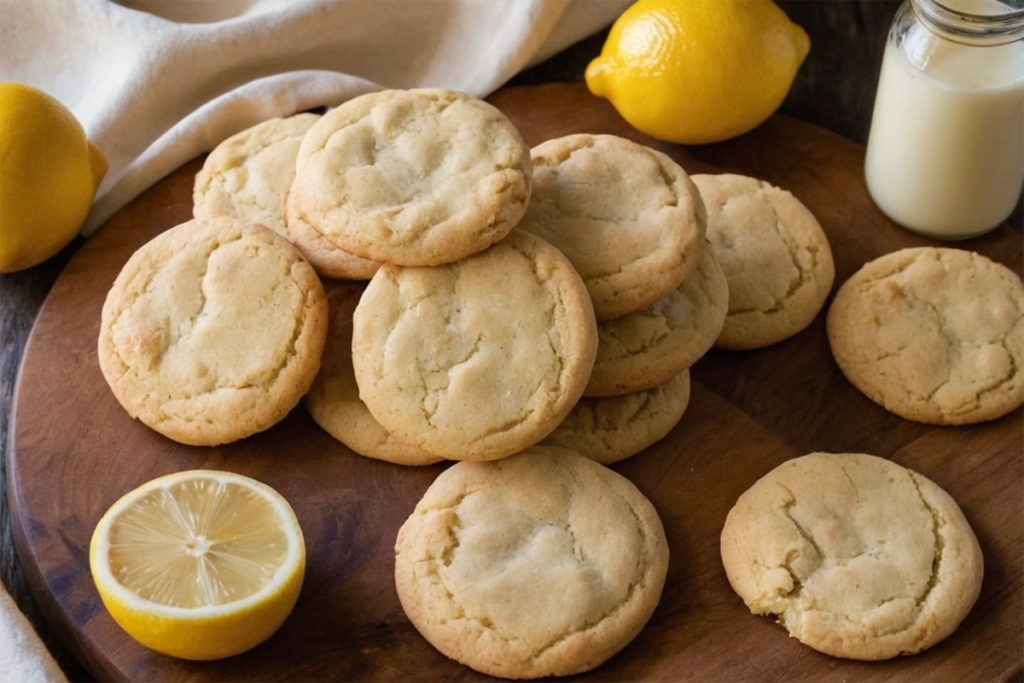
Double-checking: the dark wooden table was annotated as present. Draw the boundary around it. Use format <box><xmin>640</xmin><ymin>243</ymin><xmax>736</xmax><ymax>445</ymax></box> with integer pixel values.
<box><xmin>2</xmin><ymin>3</ymin><xmax>1019</xmax><ymax>681</ymax></box>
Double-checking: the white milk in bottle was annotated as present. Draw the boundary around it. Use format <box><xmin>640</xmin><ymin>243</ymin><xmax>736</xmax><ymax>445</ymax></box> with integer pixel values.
<box><xmin>864</xmin><ymin>0</ymin><xmax>1024</xmax><ymax>239</ymax></box>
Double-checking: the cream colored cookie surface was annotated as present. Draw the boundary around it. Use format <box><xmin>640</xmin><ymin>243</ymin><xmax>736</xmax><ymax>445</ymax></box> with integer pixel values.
<box><xmin>282</xmin><ymin>193</ymin><xmax>382</xmax><ymax>280</ymax></box>
<box><xmin>98</xmin><ymin>217</ymin><xmax>328</xmax><ymax>446</ymax></box>
<box><xmin>351</xmin><ymin>229</ymin><xmax>597</xmax><ymax>461</ymax></box>
<box><xmin>193</xmin><ymin>113</ymin><xmax>320</xmax><ymax>230</ymax></box>
<box><xmin>289</xmin><ymin>88</ymin><xmax>532</xmax><ymax>267</ymax></box>
<box><xmin>304</xmin><ymin>282</ymin><xmax>442</xmax><ymax>466</ymax></box>
<box><xmin>827</xmin><ymin>247</ymin><xmax>1024</xmax><ymax>425</ymax></box>
<box><xmin>394</xmin><ymin>446</ymin><xmax>669</xmax><ymax>679</ymax></box>
<box><xmin>519</xmin><ymin>134</ymin><xmax>706</xmax><ymax>321</ymax></box>
<box><xmin>192</xmin><ymin>113</ymin><xmax>382</xmax><ymax>280</ymax></box>
<box><xmin>586</xmin><ymin>240</ymin><xmax>728</xmax><ymax>396</ymax></box>
<box><xmin>720</xmin><ymin>452</ymin><xmax>983</xmax><ymax>660</ymax></box>
<box><xmin>693</xmin><ymin>173</ymin><xmax>834</xmax><ymax>350</ymax></box>
<box><xmin>543</xmin><ymin>369</ymin><xmax>690</xmax><ymax>464</ymax></box>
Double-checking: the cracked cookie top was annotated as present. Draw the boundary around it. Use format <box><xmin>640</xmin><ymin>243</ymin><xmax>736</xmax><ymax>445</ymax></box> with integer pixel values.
<box><xmin>827</xmin><ymin>247</ymin><xmax>1024</xmax><ymax>425</ymax></box>
<box><xmin>720</xmin><ymin>452</ymin><xmax>984</xmax><ymax>661</ymax></box>
<box><xmin>193</xmin><ymin>113</ymin><xmax>320</xmax><ymax>232</ymax></box>
<box><xmin>692</xmin><ymin>173</ymin><xmax>835</xmax><ymax>350</ymax></box>
<box><xmin>192</xmin><ymin>113</ymin><xmax>382</xmax><ymax>281</ymax></box>
<box><xmin>394</xmin><ymin>446</ymin><xmax>669</xmax><ymax>678</ymax></box>
<box><xmin>288</xmin><ymin>88</ymin><xmax>532</xmax><ymax>267</ymax></box>
<box><xmin>351</xmin><ymin>229</ymin><xmax>597</xmax><ymax>462</ymax></box>
<box><xmin>518</xmin><ymin>133</ymin><xmax>706</xmax><ymax>321</ymax></box>
<box><xmin>98</xmin><ymin>217</ymin><xmax>328</xmax><ymax>446</ymax></box>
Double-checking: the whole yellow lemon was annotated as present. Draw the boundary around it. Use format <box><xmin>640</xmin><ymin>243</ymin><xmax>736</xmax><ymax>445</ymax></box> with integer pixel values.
<box><xmin>585</xmin><ymin>0</ymin><xmax>811</xmax><ymax>145</ymax></box>
<box><xmin>0</xmin><ymin>82</ymin><xmax>107</xmax><ymax>273</ymax></box>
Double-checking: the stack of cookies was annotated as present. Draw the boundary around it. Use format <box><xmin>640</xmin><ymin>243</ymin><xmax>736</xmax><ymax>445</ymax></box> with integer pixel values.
<box><xmin>517</xmin><ymin>133</ymin><xmax>728</xmax><ymax>464</ymax></box>
<box><xmin>182</xmin><ymin>89</ymin><xmax>731</xmax><ymax>468</ymax></box>
<box><xmin>187</xmin><ymin>88</ymin><xmax>596</xmax><ymax>464</ymax></box>
<box><xmin>97</xmin><ymin>85</ymin><xmax>998</xmax><ymax>677</ymax></box>
<box><xmin>98</xmin><ymin>88</ymin><xmax>701</xmax><ymax>677</ymax></box>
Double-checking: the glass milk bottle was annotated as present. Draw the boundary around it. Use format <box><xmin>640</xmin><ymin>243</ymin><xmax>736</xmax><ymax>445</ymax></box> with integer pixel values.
<box><xmin>864</xmin><ymin>0</ymin><xmax>1024</xmax><ymax>239</ymax></box>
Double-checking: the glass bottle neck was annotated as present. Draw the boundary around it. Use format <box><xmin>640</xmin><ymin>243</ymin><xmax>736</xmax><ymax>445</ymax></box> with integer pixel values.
<box><xmin>911</xmin><ymin>0</ymin><xmax>1024</xmax><ymax>45</ymax></box>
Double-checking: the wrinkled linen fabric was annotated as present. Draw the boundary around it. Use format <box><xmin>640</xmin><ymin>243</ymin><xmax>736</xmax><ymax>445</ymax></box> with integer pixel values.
<box><xmin>0</xmin><ymin>0</ymin><xmax>629</xmax><ymax>678</ymax></box>
<box><xmin>0</xmin><ymin>584</ymin><xmax>68</xmax><ymax>683</ymax></box>
<box><xmin>0</xmin><ymin>0</ymin><xmax>629</xmax><ymax>235</ymax></box>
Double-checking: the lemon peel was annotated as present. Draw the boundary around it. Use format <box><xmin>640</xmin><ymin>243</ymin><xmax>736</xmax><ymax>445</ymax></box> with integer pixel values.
<box><xmin>586</xmin><ymin>0</ymin><xmax>810</xmax><ymax>145</ymax></box>
<box><xmin>0</xmin><ymin>82</ymin><xmax>107</xmax><ymax>272</ymax></box>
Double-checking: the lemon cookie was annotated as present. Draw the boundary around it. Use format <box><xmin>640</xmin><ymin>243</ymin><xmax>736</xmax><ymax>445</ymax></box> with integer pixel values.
<box><xmin>98</xmin><ymin>217</ymin><xmax>328</xmax><ymax>446</ymax></box>
<box><xmin>519</xmin><ymin>133</ymin><xmax>706</xmax><ymax>321</ymax></box>
<box><xmin>352</xmin><ymin>229</ymin><xmax>597</xmax><ymax>461</ymax></box>
<box><xmin>289</xmin><ymin>88</ymin><xmax>532</xmax><ymax>267</ymax></box>
<box><xmin>281</xmin><ymin>194</ymin><xmax>382</xmax><ymax>280</ymax></box>
<box><xmin>193</xmin><ymin>114</ymin><xmax>318</xmax><ymax>229</ymax></box>
<box><xmin>720</xmin><ymin>452</ymin><xmax>984</xmax><ymax>660</ymax></box>
<box><xmin>827</xmin><ymin>247</ymin><xmax>1024</xmax><ymax>425</ymax></box>
<box><xmin>543</xmin><ymin>369</ymin><xmax>690</xmax><ymax>464</ymax></box>
<box><xmin>692</xmin><ymin>173</ymin><xmax>834</xmax><ymax>350</ymax></box>
<box><xmin>305</xmin><ymin>281</ymin><xmax>441</xmax><ymax>466</ymax></box>
<box><xmin>192</xmin><ymin>113</ymin><xmax>381</xmax><ymax>280</ymax></box>
<box><xmin>395</xmin><ymin>446</ymin><xmax>669</xmax><ymax>678</ymax></box>
<box><xmin>586</xmin><ymin>240</ymin><xmax>728</xmax><ymax>396</ymax></box>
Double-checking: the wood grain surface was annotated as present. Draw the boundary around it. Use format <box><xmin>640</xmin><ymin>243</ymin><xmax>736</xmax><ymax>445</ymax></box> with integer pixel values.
<box><xmin>8</xmin><ymin>83</ymin><xmax>1023</xmax><ymax>682</ymax></box>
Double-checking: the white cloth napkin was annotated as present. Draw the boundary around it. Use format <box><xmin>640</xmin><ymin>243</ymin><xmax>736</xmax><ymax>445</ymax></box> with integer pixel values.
<box><xmin>0</xmin><ymin>0</ymin><xmax>629</xmax><ymax>237</ymax></box>
<box><xmin>1</xmin><ymin>585</ymin><xmax>68</xmax><ymax>683</ymax></box>
<box><xmin>0</xmin><ymin>0</ymin><xmax>629</xmax><ymax>679</ymax></box>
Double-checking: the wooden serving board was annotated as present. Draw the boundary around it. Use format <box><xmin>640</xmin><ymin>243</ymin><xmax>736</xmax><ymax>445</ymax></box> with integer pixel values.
<box><xmin>9</xmin><ymin>83</ymin><xmax>1023</xmax><ymax>682</ymax></box>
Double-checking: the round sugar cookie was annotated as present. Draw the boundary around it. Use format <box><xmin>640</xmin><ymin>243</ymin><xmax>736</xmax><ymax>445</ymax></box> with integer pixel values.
<box><xmin>192</xmin><ymin>113</ymin><xmax>381</xmax><ymax>280</ymax></box>
<box><xmin>543</xmin><ymin>369</ymin><xmax>690</xmax><ymax>464</ymax></box>
<box><xmin>193</xmin><ymin>113</ymin><xmax>320</xmax><ymax>231</ymax></box>
<box><xmin>394</xmin><ymin>446</ymin><xmax>669</xmax><ymax>679</ymax></box>
<box><xmin>289</xmin><ymin>88</ymin><xmax>532</xmax><ymax>267</ymax></box>
<box><xmin>304</xmin><ymin>281</ymin><xmax>442</xmax><ymax>466</ymax></box>
<box><xmin>98</xmin><ymin>217</ymin><xmax>328</xmax><ymax>446</ymax></box>
<box><xmin>351</xmin><ymin>229</ymin><xmax>597</xmax><ymax>461</ymax></box>
<box><xmin>586</xmin><ymin>240</ymin><xmax>728</xmax><ymax>396</ymax></box>
<box><xmin>827</xmin><ymin>247</ymin><xmax>1024</xmax><ymax>425</ymax></box>
<box><xmin>720</xmin><ymin>452</ymin><xmax>984</xmax><ymax>660</ymax></box>
<box><xmin>692</xmin><ymin>173</ymin><xmax>835</xmax><ymax>350</ymax></box>
<box><xmin>519</xmin><ymin>133</ymin><xmax>706</xmax><ymax>321</ymax></box>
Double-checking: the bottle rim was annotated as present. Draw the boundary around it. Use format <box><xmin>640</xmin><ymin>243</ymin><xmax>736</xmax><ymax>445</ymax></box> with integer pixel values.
<box><xmin>911</xmin><ymin>0</ymin><xmax>1024</xmax><ymax>45</ymax></box>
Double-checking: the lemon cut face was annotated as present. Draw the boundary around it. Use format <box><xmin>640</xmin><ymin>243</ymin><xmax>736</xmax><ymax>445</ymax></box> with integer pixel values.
<box><xmin>90</xmin><ymin>470</ymin><xmax>306</xmax><ymax>660</ymax></box>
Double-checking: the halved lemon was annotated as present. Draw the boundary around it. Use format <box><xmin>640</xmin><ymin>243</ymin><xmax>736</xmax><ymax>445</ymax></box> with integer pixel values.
<box><xmin>89</xmin><ymin>470</ymin><xmax>306</xmax><ymax>660</ymax></box>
